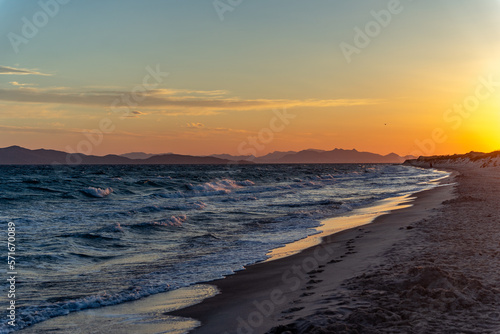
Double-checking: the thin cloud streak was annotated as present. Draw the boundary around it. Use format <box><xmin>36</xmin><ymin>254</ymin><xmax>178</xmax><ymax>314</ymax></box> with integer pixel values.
<box><xmin>186</xmin><ymin>122</ymin><xmax>205</xmax><ymax>128</ymax></box>
<box><xmin>0</xmin><ymin>66</ymin><xmax>50</xmax><ymax>76</ymax></box>
<box><xmin>0</xmin><ymin>125</ymin><xmax>146</xmax><ymax>138</ymax></box>
<box><xmin>0</xmin><ymin>125</ymin><xmax>76</xmax><ymax>134</ymax></box>
<box><xmin>10</xmin><ymin>82</ymin><xmax>36</xmax><ymax>87</ymax></box>
<box><xmin>0</xmin><ymin>87</ymin><xmax>381</xmax><ymax>112</ymax></box>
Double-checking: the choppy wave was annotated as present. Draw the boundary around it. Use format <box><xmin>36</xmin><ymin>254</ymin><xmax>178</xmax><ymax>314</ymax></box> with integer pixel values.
<box><xmin>129</xmin><ymin>215</ymin><xmax>187</xmax><ymax>228</ymax></box>
<box><xmin>186</xmin><ymin>178</ymin><xmax>255</xmax><ymax>194</ymax></box>
<box><xmin>9</xmin><ymin>284</ymin><xmax>175</xmax><ymax>333</ymax></box>
<box><xmin>81</xmin><ymin>187</ymin><xmax>113</xmax><ymax>198</ymax></box>
<box><xmin>269</xmin><ymin>199</ymin><xmax>342</xmax><ymax>208</ymax></box>
<box><xmin>28</xmin><ymin>186</ymin><xmax>61</xmax><ymax>193</ymax></box>
<box><xmin>0</xmin><ymin>164</ymin><xmax>448</xmax><ymax>332</ymax></box>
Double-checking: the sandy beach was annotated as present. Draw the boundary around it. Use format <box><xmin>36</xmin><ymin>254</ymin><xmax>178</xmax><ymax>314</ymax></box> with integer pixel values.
<box><xmin>173</xmin><ymin>165</ymin><xmax>500</xmax><ymax>333</ymax></box>
<box><xmin>4</xmin><ymin>2</ymin><xmax>500</xmax><ymax>333</ymax></box>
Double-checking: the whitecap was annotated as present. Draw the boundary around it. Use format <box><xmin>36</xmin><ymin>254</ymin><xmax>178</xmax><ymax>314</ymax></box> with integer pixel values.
<box><xmin>81</xmin><ymin>187</ymin><xmax>113</xmax><ymax>198</ymax></box>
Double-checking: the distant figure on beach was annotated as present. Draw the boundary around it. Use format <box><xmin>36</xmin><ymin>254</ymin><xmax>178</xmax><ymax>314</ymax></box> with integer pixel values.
<box><xmin>430</xmin><ymin>162</ymin><xmax>433</xmax><ymax>168</ymax></box>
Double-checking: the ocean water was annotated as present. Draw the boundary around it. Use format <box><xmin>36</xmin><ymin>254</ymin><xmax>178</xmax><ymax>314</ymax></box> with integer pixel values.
<box><xmin>0</xmin><ymin>164</ymin><xmax>447</xmax><ymax>332</ymax></box>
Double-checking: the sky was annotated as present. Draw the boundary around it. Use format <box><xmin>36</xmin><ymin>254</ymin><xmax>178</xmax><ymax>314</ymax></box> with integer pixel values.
<box><xmin>1</xmin><ymin>0</ymin><xmax>500</xmax><ymax>157</ymax></box>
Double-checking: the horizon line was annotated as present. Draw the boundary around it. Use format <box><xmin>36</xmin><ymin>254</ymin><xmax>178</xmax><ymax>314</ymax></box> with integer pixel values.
<box><xmin>1</xmin><ymin>144</ymin><xmax>493</xmax><ymax>159</ymax></box>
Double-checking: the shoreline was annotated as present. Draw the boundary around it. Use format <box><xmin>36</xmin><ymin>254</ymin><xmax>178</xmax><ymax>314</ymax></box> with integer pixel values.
<box><xmin>16</xmin><ymin>167</ymin><xmax>449</xmax><ymax>334</ymax></box>
<box><xmin>18</xmin><ymin>193</ymin><xmax>425</xmax><ymax>334</ymax></box>
<box><xmin>171</xmin><ymin>172</ymin><xmax>456</xmax><ymax>333</ymax></box>
<box><xmin>264</xmin><ymin>193</ymin><xmax>414</xmax><ymax>262</ymax></box>
<box><xmin>275</xmin><ymin>165</ymin><xmax>500</xmax><ymax>333</ymax></box>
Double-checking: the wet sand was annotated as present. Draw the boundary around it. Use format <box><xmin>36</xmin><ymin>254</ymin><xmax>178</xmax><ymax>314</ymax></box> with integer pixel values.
<box><xmin>23</xmin><ymin>166</ymin><xmax>500</xmax><ymax>333</ymax></box>
<box><xmin>171</xmin><ymin>174</ymin><xmax>459</xmax><ymax>333</ymax></box>
<box><xmin>18</xmin><ymin>285</ymin><xmax>218</xmax><ymax>334</ymax></box>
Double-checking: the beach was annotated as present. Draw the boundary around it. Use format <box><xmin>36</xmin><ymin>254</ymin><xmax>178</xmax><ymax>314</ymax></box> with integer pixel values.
<box><xmin>4</xmin><ymin>1</ymin><xmax>500</xmax><ymax>333</ymax></box>
<box><xmin>173</xmin><ymin>165</ymin><xmax>500</xmax><ymax>333</ymax></box>
<box><xmin>3</xmin><ymin>164</ymin><xmax>446</xmax><ymax>333</ymax></box>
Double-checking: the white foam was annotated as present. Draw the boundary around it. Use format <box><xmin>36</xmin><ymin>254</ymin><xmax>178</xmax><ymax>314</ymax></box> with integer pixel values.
<box><xmin>5</xmin><ymin>284</ymin><xmax>175</xmax><ymax>332</ymax></box>
<box><xmin>340</xmin><ymin>203</ymin><xmax>353</xmax><ymax>211</ymax></box>
<box><xmin>111</xmin><ymin>223</ymin><xmax>123</xmax><ymax>232</ymax></box>
<box><xmin>148</xmin><ymin>215</ymin><xmax>187</xmax><ymax>227</ymax></box>
<box><xmin>82</xmin><ymin>187</ymin><xmax>113</xmax><ymax>198</ymax></box>
<box><xmin>187</xmin><ymin>179</ymin><xmax>255</xmax><ymax>194</ymax></box>
<box><xmin>192</xmin><ymin>201</ymin><xmax>207</xmax><ymax>210</ymax></box>
<box><xmin>152</xmin><ymin>177</ymin><xmax>341</xmax><ymax>200</ymax></box>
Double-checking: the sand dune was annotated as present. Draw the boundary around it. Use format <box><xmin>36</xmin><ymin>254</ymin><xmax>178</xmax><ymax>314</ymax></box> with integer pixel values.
<box><xmin>405</xmin><ymin>150</ymin><xmax>500</xmax><ymax>169</ymax></box>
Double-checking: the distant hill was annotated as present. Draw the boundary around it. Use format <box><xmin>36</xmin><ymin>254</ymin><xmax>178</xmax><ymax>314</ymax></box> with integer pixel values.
<box><xmin>120</xmin><ymin>152</ymin><xmax>158</xmax><ymax>160</ymax></box>
<box><xmin>0</xmin><ymin>146</ymin><xmax>412</xmax><ymax>165</ymax></box>
<box><xmin>142</xmin><ymin>154</ymin><xmax>244</xmax><ymax>165</ymax></box>
<box><xmin>275</xmin><ymin>149</ymin><xmax>409</xmax><ymax>164</ymax></box>
<box><xmin>210</xmin><ymin>154</ymin><xmax>255</xmax><ymax>161</ymax></box>
<box><xmin>0</xmin><ymin>146</ymin><xmax>133</xmax><ymax>165</ymax></box>
<box><xmin>213</xmin><ymin>149</ymin><xmax>410</xmax><ymax>164</ymax></box>
<box><xmin>255</xmin><ymin>150</ymin><xmax>300</xmax><ymax>163</ymax></box>
<box><xmin>0</xmin><ymin>146</ymin><xmax>249</xmax><ymax>165</ymax></box>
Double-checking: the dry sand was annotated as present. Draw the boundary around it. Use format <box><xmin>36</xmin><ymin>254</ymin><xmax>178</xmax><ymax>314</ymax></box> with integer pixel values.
<box><xmin>173</xmin><ymin>166</ymin><xmax>500</xmax><ymax>333</ymax></box>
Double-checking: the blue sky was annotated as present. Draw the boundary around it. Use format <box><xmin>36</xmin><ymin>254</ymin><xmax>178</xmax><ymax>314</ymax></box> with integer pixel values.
<box><xmin>1</xmin><ymin>0</ymin><xmax>500</xmax><ymax>155</ymax></box>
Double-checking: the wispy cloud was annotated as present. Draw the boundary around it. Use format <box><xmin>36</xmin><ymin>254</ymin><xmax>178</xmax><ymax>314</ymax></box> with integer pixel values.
<box><xmin>0</xmin><ymin>66</ymin><xmax>50</xmax><ymax>76</ymax></box>
<box><xmin>122</xmin><ymin>110</ymin><xmax>146</xmax><ymax>118</ymax></box>
<box><xmin>150</xmin><ymin>89</ymin><xmax>229</xmax><ymax>97</ymax></box>
<box><xmin>0</xmin><ymin>125</ymin><xmax>78</xmax><ymax>134</ymax></box>
<box><xmin>0</xmin><ymin>125</ymin><xmax>146</xmax><ymax>138</ymax></box>
<box><xmin>0</xmin><ymin>86</ymin><xmax>381</xmax><ymax>113</ymax></box>
<box><xmin>184</xmin><ymin>123</ymin><xmax>251</xmax><ymax>135</ymax></box>
<box><xmin>10</xmin><ymin>81</ymin><xmax>36</xmax><ymax>87</ymax></box>
<box><xmin>186</xmin><ymin>122</ymin><xmax>205</xmax><ymax>128</ymax></box>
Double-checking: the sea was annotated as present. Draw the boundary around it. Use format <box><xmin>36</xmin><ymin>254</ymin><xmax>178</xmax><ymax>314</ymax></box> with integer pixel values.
<box><xmin>0</xmin><ymin>163</ymin><xmax>448</xmax><ymax>332</ymax></box>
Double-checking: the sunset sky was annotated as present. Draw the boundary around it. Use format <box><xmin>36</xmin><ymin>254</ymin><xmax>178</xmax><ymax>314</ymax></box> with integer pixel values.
<box><xmin>1</xmin><ymin>0</ymin><xmax>500</xmax><ymax>157</ymax></box>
